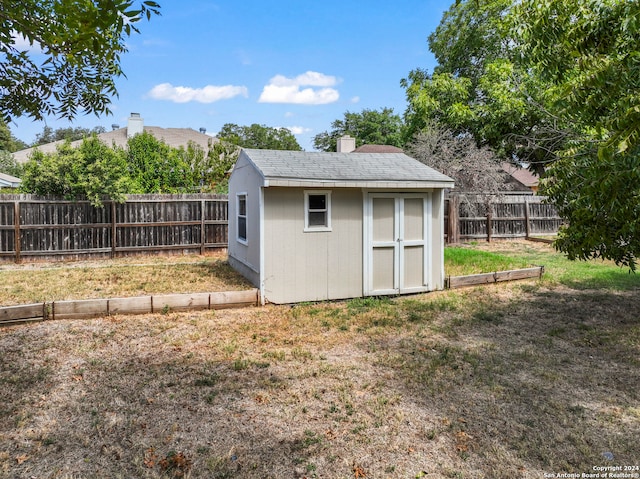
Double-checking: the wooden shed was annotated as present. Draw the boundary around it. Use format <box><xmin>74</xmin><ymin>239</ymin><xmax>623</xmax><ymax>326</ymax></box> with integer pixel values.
<box><xmin>228</xmin><ymin>148</ymin><xmax>454</xmax><ymax>304</ymax></box>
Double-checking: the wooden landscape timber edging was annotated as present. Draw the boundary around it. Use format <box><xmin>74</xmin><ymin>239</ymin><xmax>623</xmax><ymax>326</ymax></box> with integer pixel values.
<box><xmin>526</xmin><ymin>236</ymin><xmax>555</xmax><ymax>244</ymax></box>
<box><xmin>0</xmin><ymin>289</ymin><xmax>259</xmax><ymax>325</ymax></box>
<box><xmin>446</xmin><ymin>266</ymin><xmax>544</xmax><ymax>289</ymax></box>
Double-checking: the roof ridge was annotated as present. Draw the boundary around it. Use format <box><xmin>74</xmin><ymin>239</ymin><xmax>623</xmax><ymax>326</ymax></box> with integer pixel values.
<box><xmin>239</xmin><ymin>149</ymin><xmax>454</xmax><ymax>184</ymax></box>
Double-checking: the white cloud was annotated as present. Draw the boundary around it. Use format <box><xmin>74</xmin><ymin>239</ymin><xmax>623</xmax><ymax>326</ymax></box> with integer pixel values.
<box><xmin>259</xmin><ymin>71</ymin><xmax>340</xmax><ymax>105</ymax></box>
<box><xmin>270</xmin><ymin>71</ymin><xmax>339</xmax><ymax>88</ymax></box>
<box><xmin>350</xmin><ymin>96</ymin><xmax>361</xmax><ymax>104</ymax></box>
<box><xmin>11</xmin><ymin>31</ymin><xmax>42</xmax><ymax>53</ymax></box>
<box><xmin>147</xmin><ymin>83</ymin><xmax>249</xmax><ymax>103</ymax></box>
<box><xmin>285</xmin><ymin>126</ymin><xmax>312</xmax><ymax>135</ymax></box>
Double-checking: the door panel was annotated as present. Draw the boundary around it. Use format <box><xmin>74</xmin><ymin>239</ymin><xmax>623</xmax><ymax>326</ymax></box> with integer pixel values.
<box><xmin>372</xmin><ymin>247</ymin><xmax>396</xmax><ymax>291</ymax></box>
<box><xmin>403</xmin><ymin>245</ymin><xmax>424</xmax><ymax>290</ymax></box>
<box><xmin>403</xmin><ymin>198</ymin><xmax>424</xmax><ymax>241</ymax></box>
<box><xmin>365</xmin><ymin>193</ymin><xmax>431</xmax><ymax>296</ymax></box>
<box><xmin>372</xmin><ymin>198</ymin><xmax>395</xmax><ymax>242</ymax></box>
<box><xmin>370</xmin><ymin>197</ymin><xmax>398</xmax><ymax>294</ymax></box>
<box><xmin>401</xmin><ymin>197</ymin><xmax>426</xmax><ymax>293</ymax></box>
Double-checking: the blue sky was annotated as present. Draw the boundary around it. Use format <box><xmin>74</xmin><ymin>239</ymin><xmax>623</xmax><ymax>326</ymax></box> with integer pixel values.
<box><xmin>11</xmin><ymin>1</ymin><xmax>450</xmax><ymax>150</ymax></box>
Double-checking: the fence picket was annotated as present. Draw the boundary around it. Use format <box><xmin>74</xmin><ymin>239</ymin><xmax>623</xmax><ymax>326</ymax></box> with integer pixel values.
<box><xmin>0</xmin><ymin>194</ymin><xmax>228</xmax><ymax>263</ymax></box>
<box><xmin>445</xmin><ymin>194</ymin><xmax>561</xmax><ymax>243</ymax></box>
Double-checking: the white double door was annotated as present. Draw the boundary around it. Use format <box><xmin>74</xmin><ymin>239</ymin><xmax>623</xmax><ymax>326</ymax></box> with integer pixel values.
<box><xmin>364</xmin><ymin>193</ymin><xmax>432</xmax><ymax>296</ymax></box>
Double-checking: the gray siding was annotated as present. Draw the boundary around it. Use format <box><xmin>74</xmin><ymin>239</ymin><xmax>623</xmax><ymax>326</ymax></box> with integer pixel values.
<box><xmin>228</xmin><ymin>155</ymin><xmax>263</xmax><ymax>287</ymax></box>
<box><xmin>263</xmin><ymin>188</ymin><xmax>363</xmax><ymax>304</ymax></box>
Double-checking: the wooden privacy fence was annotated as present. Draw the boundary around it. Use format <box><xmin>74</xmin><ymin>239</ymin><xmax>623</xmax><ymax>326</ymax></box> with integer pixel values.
<box><xmin>0</xmin><ymin>194</ymin><xmax>228</xmax><ymax>263</ymax></box>
<box><xmin>445</xmin><ymin>194</ymin><xmax>562</xmax><ymax>243</ymax></box>
<box><xmin>1</xmin><ymin>193</ymin><xmax>560</xmax><ymax>261</ymax></box>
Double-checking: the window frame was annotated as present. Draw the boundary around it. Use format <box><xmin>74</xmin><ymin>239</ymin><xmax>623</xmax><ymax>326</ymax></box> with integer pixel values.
<box><xmin>236</xmin><ymin>192</ymin><xmax>248</xmax><ymax>244</ymax></box>
<box><xmin>304</xmin><ymin>190</ymin><xmax>332</xmax><ymax>232</ymax></box>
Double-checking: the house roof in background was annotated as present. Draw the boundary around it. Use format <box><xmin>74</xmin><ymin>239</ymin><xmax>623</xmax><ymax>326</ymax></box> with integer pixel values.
<box><xmin>502</xmin><ymin>162</ymin><xmax>539</xmax><ymax>188</ymax></box>
<box><xmin>353</xmin><ymin>144</ymin><xmax>404</xmax><ymax>153</ymax></box>
<box><xmin>0</xmin><ymin>172</ymin><xmax>21</xmax><ymax>188</ymax></box>
<box><xmin>12</xmin><ymin>127</ymin><xmax>217</xmax><ymax>164</ymax></box>
<box><xmin>239</xmin><ymin>148</ymin><xmax>455</xmax><ymax>189</ymax></box>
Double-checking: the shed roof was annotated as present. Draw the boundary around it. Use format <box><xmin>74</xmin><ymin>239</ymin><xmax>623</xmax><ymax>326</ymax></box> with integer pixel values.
<box><xmin>239</xmin><ymin>149</ymin><xmax>454</xmax><ymax>189</ymax></box>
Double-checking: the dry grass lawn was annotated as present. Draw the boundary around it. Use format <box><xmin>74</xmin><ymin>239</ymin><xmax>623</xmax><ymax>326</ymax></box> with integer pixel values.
<box><xmin>0</xmin><ymin>251</ymin><xmax>253</xmax><ymax>306</ymax></box>
<box><xmin>0</xmin><ymin>244</ymin><xmax>639</xmax><ymax>478</ymax></box>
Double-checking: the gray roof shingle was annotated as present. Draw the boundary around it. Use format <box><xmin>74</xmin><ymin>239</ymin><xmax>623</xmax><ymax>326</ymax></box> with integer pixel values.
<box><xmin>241</xmin><ymin>149</ymin><xmax>454</xmax><ymax>188</ymax></box>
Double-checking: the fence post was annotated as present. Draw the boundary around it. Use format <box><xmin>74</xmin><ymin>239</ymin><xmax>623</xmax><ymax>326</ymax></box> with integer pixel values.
<box><xmin>111</xmin><ymin>201</ymin><xmax>117</xmax><ymax>258</ymax></box>
<box><xmin>13</xmin><ymin>201</ymin><xmax>21</xmax><ymax>263</ymax></box>
<box><xmin>447</xmin><ymin>195</ymin><xmax>459</xmax><ymax>244</ymax></box>
<box><xmin>200</xmin><ymin>199</ymin><xmax>206</xmax><ymax>255</ymax></box>
<box><xmin>486</xmin><ymin>211</ymin><xmax>493</xmax><ymax>243</ymax></box>
<box><xmin>524</xmin><ymin>199</ymin><xmax>531</xmax><ymax>239</ymax></box>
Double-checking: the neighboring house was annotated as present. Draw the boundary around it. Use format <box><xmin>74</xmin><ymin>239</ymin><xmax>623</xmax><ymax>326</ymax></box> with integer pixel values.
<box><xmin>502</xmin><ymin>162</ymin><xmax>539</xmax><ymax>194</ymax></box>
<box><xmin>336</xmin><ymin>135</ymin><xmax>404</xmax><ymax>154</ymax></box>
<box><xmin>0</xmin><ymin>172</ymin><xmax>21</xmax><ymax>189</ymax></box>
<box><xmin>353</xmin><ymin>144</ymin><xmax>404</xmax><ymax>154</ymax></box>
<box><xmin>228</xmin><ymin>147</ymin><xmax>454</xmax><ymax>305</ymax></box>
<box><xmin>12</xmin><ymin>113</ymin><xmax>217</xmax><ymax>164</ymax></box>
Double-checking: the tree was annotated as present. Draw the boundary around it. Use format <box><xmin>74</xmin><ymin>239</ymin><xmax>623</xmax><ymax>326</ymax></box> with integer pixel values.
<box><xmin>20</xmin><ymin>131</ymin><xmax>230</xmax><ymax>201</ymax></box>
<box><xmin>0</xmin><ymin>151</ymin><xmax>24</xmax><ymax>177</ymax></box>
<box><xmin>0</xmin><ymin>1</ymin><xmax>160</xmax><ymax>122</ymax></box>
<box><xmin>172</xmin><ymin>140</ymin><xmax>238</xmax><ymax>193</ymax></box>
<box><xmin>0</xmin><ymin>119</ymin><xmax>28</xmax><ymax>152</ymax></box>
<box><xmin>543</xmin><ymin>144</ymin><xmax>640</xmax><ymax>270</ymax></box>
<box><xmin>413</xmin><ymin>0</ymin><xmax>640</xmax><ymax>268</ymax></box>
<box><xmin>513</xmin><ymin>0</ymin><xmax>640</xmax><ymax>269</ymax></box>
<box><xmin>32</xmin><ymin>125</ymin><xmax>106</xmax><ymax>146</ymax></box>
<box><xmin>401</xmin><ymin>0</ymin><xmax>575</xmax><ymax>173</ymax></box>
<box><xmin>205</xmin><ymin>141</ymin><xmax>240</xmax><ymax>193</ymax></box>
<box><xmin>0</xmin><ymin>119</ymin><xmax>26</xmax><ymax>176</ymax></box>
<box><xmin>20</xmin><ymin>136</ymin><xmax>132</xmax><ymax>206</ymax></box>
<box><xmin>313</xmin><ymin>108</ymin><xmax>404</xmax><ymax>152</ymax></box>
<box><xmin>217</xmin><ymin>123</ymin><xmax>301</xmax><ymax>151</ymax></box>
<box><xmin>408</xmin><ymin>123</ymin><xmax>507</xmax><ymax>194</ymax></box>
<box><xmin>515</xmin><ymin>0</ymin><xmax>640</xmax><ymax>157</ymax></box>
<box><xmin>125</xmin><ymin>131</ymin><xmax>193</xmax><ymax>193</ymax></box>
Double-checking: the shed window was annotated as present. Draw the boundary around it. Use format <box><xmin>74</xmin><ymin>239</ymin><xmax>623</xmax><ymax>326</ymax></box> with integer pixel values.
<box><xmin>304</xmin><ymin>191</ymin><xmax>331</xmax><ymax>232</ymax></box>
<box><xmin>237</xmin><ymin>194</ymin><xmax>247</xmax><ymax>243</ymax></box>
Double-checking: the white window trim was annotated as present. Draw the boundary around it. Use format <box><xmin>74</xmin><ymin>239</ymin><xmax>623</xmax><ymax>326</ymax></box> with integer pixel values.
<box><xmin>236</xmin><ymin>192</ymin><xmax>248</xmax><ymax>245</ymax></box>
<box><xmin>304</xmin><ymin>190</ymin><xmax>332</xmax><ymax>232</ymax></box>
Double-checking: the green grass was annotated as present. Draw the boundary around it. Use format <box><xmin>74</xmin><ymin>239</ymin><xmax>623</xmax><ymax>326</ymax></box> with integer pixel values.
<box><xmin>511</xmin><ymin>246</ymin><xmax>639</xmax><ymax>290</ymax></box>
<box><xmin>444</xmin><ymin>247</ymin><xmax>531</xmax><ymax>276</ymax></box>
<box><xmin>445</xmin><ymin>241</ymin><xmax>640</xmax><ymax>291</ymax></box>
